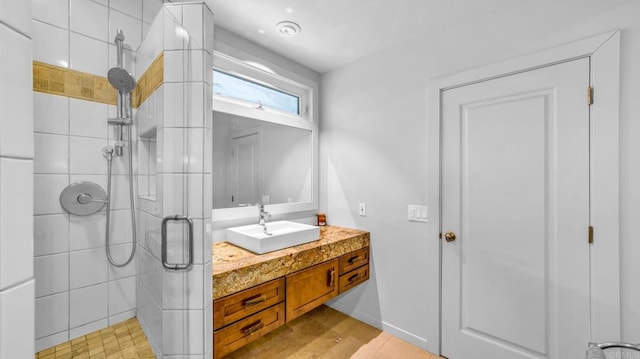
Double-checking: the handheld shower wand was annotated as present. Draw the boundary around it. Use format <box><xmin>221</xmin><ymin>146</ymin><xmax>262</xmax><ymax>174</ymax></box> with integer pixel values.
<box><xmin>104</xmin><ymin>29</ymin><xmax>137</xmax><ymax>268</ymax></box>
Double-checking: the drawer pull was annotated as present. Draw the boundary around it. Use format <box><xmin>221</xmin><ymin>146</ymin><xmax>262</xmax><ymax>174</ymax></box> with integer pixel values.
<box><xmin>243</xmin><ymin>294</ymin><xmax>267</xmax><ymax>307</ymax></box>
<box><xmin>348</xmin><ymin>255</ymin><xmax>364</xmax><ymax>264</ymax></box>
<box><xmin>348</xmin><ymin>273</ymin><xmax>359</xmax><ymax>283</ymax></box>
<box><xmin>241</xmin><ymin>320</ymin><xmax>264</xmax><ymax>337</ymax></box>
<box><xmin>328</xmin><ymin>269</ymin><xmax>335</xmax><ymax>287</ymax></box>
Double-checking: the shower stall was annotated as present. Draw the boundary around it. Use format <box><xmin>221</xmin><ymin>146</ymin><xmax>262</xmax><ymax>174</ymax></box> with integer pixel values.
<box><xmin>36</xmin><ymin>2</ymin><xmax>214</xmax><ymax>358</ymax></box>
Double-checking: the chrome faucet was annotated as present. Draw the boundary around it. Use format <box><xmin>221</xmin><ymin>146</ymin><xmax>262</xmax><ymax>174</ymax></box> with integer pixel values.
<box><xmin>258</xmin><ymin>203</ymin><xmax>271</xmax><ymax>226</ymax></box>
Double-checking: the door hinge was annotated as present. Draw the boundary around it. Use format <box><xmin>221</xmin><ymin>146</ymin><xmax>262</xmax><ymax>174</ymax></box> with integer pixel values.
<box><xmin>587</xmin><ymin>86</ymin><xmax>594</xmax><ymax>105</ymax></box>
<box><xmin>588</xmin><ymin>225</ymin><xmax>594</xmax><ymax>244</ymax></box>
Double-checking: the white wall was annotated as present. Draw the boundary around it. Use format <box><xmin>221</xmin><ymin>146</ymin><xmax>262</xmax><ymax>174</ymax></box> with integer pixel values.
<box><xmin>0</xmin><ymin>1</ymin><xmax>35</xmax><ymax>358</ymax></box>
<box><xmin>321</xmin><ymin>0</ymin><xmax>640</xmax><ymax>350</ymax></box>
<box><xmin>31</xmin><ymin>0</ymin><xmax>162</xmax><ymax>351</ymax></box>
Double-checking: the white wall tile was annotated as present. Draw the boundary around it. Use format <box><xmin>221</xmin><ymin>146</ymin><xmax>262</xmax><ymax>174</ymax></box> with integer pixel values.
<box><xmin>0</xmin><ymin>159</ymin><xmax>34</xmax><ymax>288</ymax></box>
<box><xmin>162</xmin><ymin>309</ymin><xmax>204</xmax><ymax>355</ymax></box>
<box><xmin>69</xmin><ymin>98</ymin><xmax>109</xmax><ymax>138</ymax></box>
<box><xmin>182</xmin><ymin>4</ymin><xmax>203</xmax><ymax>49</ymax></box>
<box><xmin>0</xmin><ymin>26</ymin><xmax>33</xmax><ymax>158</ymax></box>
<box><xmin>108</xmin><ymin>243</ymin><xmax>136</xmax><ymax>280</ymax></box>
<box><xmin>70</xmin><ymin>0</ymin><xmax>108</xmax><ymax>42</ymax></box>
<box><xmin>188</xmin><ymin>174</ymin><xmax>204</xmax><ymax>218</ymax></box>
<box><xmin>163</xmin><ymin>8</ymin><xmax>184</xmax><ymax>51</ymax></box>
<box><xmin>109</xmin><ymin>309</ymin><xmax>135</xmax><ymax>325</ymax></box>
<box><xmin>70</xmin><ymin>32</ymin><xmax>109</xmax><ymax>76</ymax></box>
<box><xmin>109</xmin><ymin>10</ymin><xmax>142</xmax><ymax>51</ymax></box>
<box><xmin>109</xmin><ymin>276</ymin><xmax>135</xmax><ymax>315</ymax></box>
<box><xmin>34</xmin><ymin>93</ymin><xmax>69</xmax><ymax>135</ymax></box>
<box><xmin>34</xmin><ymin>133</ymin><xmax>69</xmax><ymax>174</ymax></box>
<box><xmin>69</xmin><ymin>283</ymin><xmax>108</xmax><ymax>327</ymax></box>
<box><xmin>163</xmin><ymin>50</ymin><xmax>183</xmax><ymax>83</ymax></box>
<box><xmin>0</xmin><ymin>0</ymin><xmax>31</xmax><ymax>36</ymax></box>
<box><xmin>35</xmin><ymin>331</ymin><xmax>68</xmax><ymax>352</ymax></box>
<box><xmin>70</xmin><ymin>248</ymin><xmax>108</xmax><ymax>289</ymax></box>
<box><xmin>109</xmin><ymin>175</ymin><xmax>134</xmax><ymax>210</ymax></box>
<box><xmin>69</xmin><ymin>136</ymin><xmax>108</xmax><ymax>174</ymax></box>
<box><xmin>34</xmin><ymin>214</ymin><xmax>70</xmax><ymax>256</ymax></box>
<box><xmin>34</xmin><ymin>253</ymin><xmax>69</xmax><ymax>297</ymax></box>
<box><xmin>163</xmin><ymin>83</ymin><xmax>183</xmax><ymax>127</ymax></box>
<box><xmin>32</xmin><ymin>20</ymin><xmax>69</xmax><ymax>68</ymax></box>
<box><xmin>32</xmin><ymin>0</ymin><xmax>68</xmax><ymax>29</ymax></box>
<box><xmin>35</xmin><ymin>292</ymin><xmax>69</xmax><ymax>339</ymax></box>
<box><xmin>162</xmin><ymin>264</ymin><xmax>203</xmax><ymax>310</ymax></box>
<box><xmin>109</xmin><ymin>209</ymin><xmax>134</xmax><ymax>245</ymax></box>
<box><xmin>0</xmin><ymin>280</ymin><xmax>34</xmax><ymax>359</ymax></box>
<box><xmin>69</xmin><ymin>318</ymin><xmax>108</xmax><ymax>339</ymax></box>
<box><xmin>69</xmin><ymin>211</ymin><xmax>106</xmax><ymax>251</ymax></box>
<box><xmin>187</xmin><ymin>129</ymin><xmax>204</xmax><ymax>173</ymax></box>
<box><xmin>203</xmin><ymin>6</ymin><xmax>214</xmax><ymax>54</ymax></box>
<box><xmin>34</xmin><ymin>174</ymin><xmax>68</xmax><ymax>215</ymax></box>
<box><xmin>142</xmin><ymin>0</ymin><xmax>162</xmax><ymax>24</ymax></box>
<box><xmin>110</xmin><ymin>0</ymin><xmax>142</xmax><ymax>20</ymax></box>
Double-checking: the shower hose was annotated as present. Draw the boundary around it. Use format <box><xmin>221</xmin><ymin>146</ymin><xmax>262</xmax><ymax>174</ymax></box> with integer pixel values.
<box><xmin>104</xmin><ymin>125</ymin><xmax>137</xmax><ymax>267</ymax></box>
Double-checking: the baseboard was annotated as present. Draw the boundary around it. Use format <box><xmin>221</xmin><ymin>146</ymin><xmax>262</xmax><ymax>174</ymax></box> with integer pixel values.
<box><xmin>326</xmin><ymin>301</ymin><xmax>429</xmax><ymax>350</ymax></box>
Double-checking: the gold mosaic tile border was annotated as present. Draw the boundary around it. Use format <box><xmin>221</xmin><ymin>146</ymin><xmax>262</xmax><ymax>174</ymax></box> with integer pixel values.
<box><xmin>33</xmin><ymin>61</ymin><xmax>117</xmax><ymax>105</ymax></box>
<box><xmin>33</xmin><ymin>52</ymin><xmax>164</xmax><ymax>109</ymax></box>
<box><xmin>35</xmin><ymin>317</ymin><xmax>155</xmax><ymax>359</ymax></box>
<box><xmin>132</xmin><ymin>53</ymin><xmax>164</xmax><ymax>108</ymax></box>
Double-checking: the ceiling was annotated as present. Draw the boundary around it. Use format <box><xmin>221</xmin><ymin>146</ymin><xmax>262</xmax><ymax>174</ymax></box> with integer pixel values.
<box><xmin>209</xmin><ymin>0</ymin><xmax>629</xmax><ymax>73</ymax></box>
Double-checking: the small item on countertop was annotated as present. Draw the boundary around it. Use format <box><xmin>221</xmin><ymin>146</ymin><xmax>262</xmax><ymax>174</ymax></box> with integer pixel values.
<box><xmin>316</xmin><ymin>212</ymin><xmax>327</xmax><ymax>226</ymax></box>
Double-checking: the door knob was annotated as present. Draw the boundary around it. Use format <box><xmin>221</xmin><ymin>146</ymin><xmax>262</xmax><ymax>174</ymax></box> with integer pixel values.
<box><xmin>444</xmin><ymin>232</ymin><xmax>456</xmax><ymax>242</ymax></box>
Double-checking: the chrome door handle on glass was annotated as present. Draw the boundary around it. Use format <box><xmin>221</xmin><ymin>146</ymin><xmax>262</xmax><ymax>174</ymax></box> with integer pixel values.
<box><xmin>161</xmin><ymin>215</ymin><xmax>194</xmax><ymax>270</ymax></box>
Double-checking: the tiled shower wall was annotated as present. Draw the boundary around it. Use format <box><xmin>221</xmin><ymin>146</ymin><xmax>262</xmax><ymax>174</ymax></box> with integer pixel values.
<box><xmin>0</xmin><ymin>1</ymin><xmax>35</xmax><ymax>358</ymax></box>
<box><xmin>135</xmin><ymin>4</ymin><xmax>214</xmax><ymax>357</ymax></box>
<box><xmin>31</xmin><ymin>0</ymin><xmax>163</xmax><ymax>351</ymax></box>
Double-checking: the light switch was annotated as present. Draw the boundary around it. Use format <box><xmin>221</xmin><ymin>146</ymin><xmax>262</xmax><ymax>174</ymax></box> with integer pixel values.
<box><xmin>359</xmin><ymin>203</ymin><xmax>366</xmax><ymax>216</ymax></box>
<box><xmin>408</xmin><ymin>205</ymin><xmax>428</xmax><ymax>222</ymax></box>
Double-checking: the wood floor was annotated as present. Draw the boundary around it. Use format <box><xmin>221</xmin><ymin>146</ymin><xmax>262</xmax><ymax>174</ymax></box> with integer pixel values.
<box><xmin>224</xmin><ymin>305</ymin><xmax>441</xmax><ymax>359</ymax></box>
<box><xmin>35</xmin><ymin>306</ymin><xmax>440</xmax><ymax>359</ymax></box>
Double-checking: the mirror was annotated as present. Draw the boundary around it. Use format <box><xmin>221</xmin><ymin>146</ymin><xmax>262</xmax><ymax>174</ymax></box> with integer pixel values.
<box><xmin>213</xmin><ymin>111</ymin><xmax>313</xmax><ymax>209</ymax></box>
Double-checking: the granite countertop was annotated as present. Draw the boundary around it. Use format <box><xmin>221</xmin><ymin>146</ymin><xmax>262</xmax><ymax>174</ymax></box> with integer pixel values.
<box><xmin>212</xmin><ymin>225</ymin><xmax>370</xmax><ymax>300</ymax></box>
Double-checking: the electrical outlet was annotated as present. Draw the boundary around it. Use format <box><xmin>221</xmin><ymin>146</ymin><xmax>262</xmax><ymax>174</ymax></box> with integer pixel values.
<box><xmin>359</xmin><ymin>203</ymin><xmax>366</xmax><ymax>216</ymax></box>
<box><xmin>408</xmin><ymin>205</ymin><xmax>428</xmax><ymax>222</ymax></box>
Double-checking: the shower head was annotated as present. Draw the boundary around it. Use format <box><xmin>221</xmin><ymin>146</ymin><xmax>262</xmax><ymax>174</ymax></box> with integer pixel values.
<box><xmin>107</xmin><ymin>67</ymin><xmax>136</xmax><ymax>93</ymax></box>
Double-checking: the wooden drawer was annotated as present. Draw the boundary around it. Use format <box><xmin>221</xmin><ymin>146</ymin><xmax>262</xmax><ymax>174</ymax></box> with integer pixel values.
<box><xmin>339</xmin><ymin>247</ymin><xmax>369</xmax><ymax>275</ymax></box>
<box><xmin>213</xmin><ymin>278</ymin><xmax>285</xmax><ymax>330</ymax></box>
<box><xmin>286</xmin><ymin>259</ymin><xmax>339</xmax><ymax>322</ymax></box>
<box><xmin>339</xmin><ymin>264</ymin><xmax>369</xmax><ymax>294</ymax></box>
<box><xmin>213</xmin><ymin>302</ymin><xmax>286</xmax><ymax>359</ymax></box>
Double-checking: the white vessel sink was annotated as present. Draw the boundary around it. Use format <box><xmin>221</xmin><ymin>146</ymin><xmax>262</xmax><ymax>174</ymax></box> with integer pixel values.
<box><xmin>226</xmin><ymin>221</ymin><xmax>321</xmax><ymax>254</ymax></box>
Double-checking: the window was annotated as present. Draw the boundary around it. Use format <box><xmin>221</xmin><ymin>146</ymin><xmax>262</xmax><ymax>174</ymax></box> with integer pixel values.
<box><xmin>214</xmin><ymin>70</ymin><xmax>300</xmax><ymax>115</ymax></box>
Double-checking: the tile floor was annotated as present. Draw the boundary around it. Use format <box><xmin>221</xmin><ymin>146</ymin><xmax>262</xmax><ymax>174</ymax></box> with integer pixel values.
<box><xmin>35</xmin><ymin>318</ymin><xmax>155</xmax><ymax>359</ymax></box>
<box><xmin>224</xmin><ymin>305</ymin><xmax>441</xmax><ymax>359</ymax></box>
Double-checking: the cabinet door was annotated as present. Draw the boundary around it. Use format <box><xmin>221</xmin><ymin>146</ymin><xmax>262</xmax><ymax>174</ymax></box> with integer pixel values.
<box><xmin>286</xmin><ymin>259</ymin><xmax>338</xmax><ymax>322</ymax></box>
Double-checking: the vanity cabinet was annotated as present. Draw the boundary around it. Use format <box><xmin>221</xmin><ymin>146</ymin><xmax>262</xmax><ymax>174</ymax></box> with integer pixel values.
<box><xmin>286</xmin><ymin>259</ymin><xmax>339</xmax><ymax>322</ymax></box>
<box><xmin>213</xmin><ymin>245</ymin><xmax>370</xmax><ymax>358</ymax></box>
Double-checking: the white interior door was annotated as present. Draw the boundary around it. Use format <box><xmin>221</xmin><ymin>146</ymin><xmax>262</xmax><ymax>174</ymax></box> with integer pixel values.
<box><xmin>228</xmin><ymin>130</ymin><xmax>261</xmax><ymax>206</ymax></box>
<box><xmin>441</xmin><ymin>58</ymin><xmax>591</xmax><ymax>359</ymax></box>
